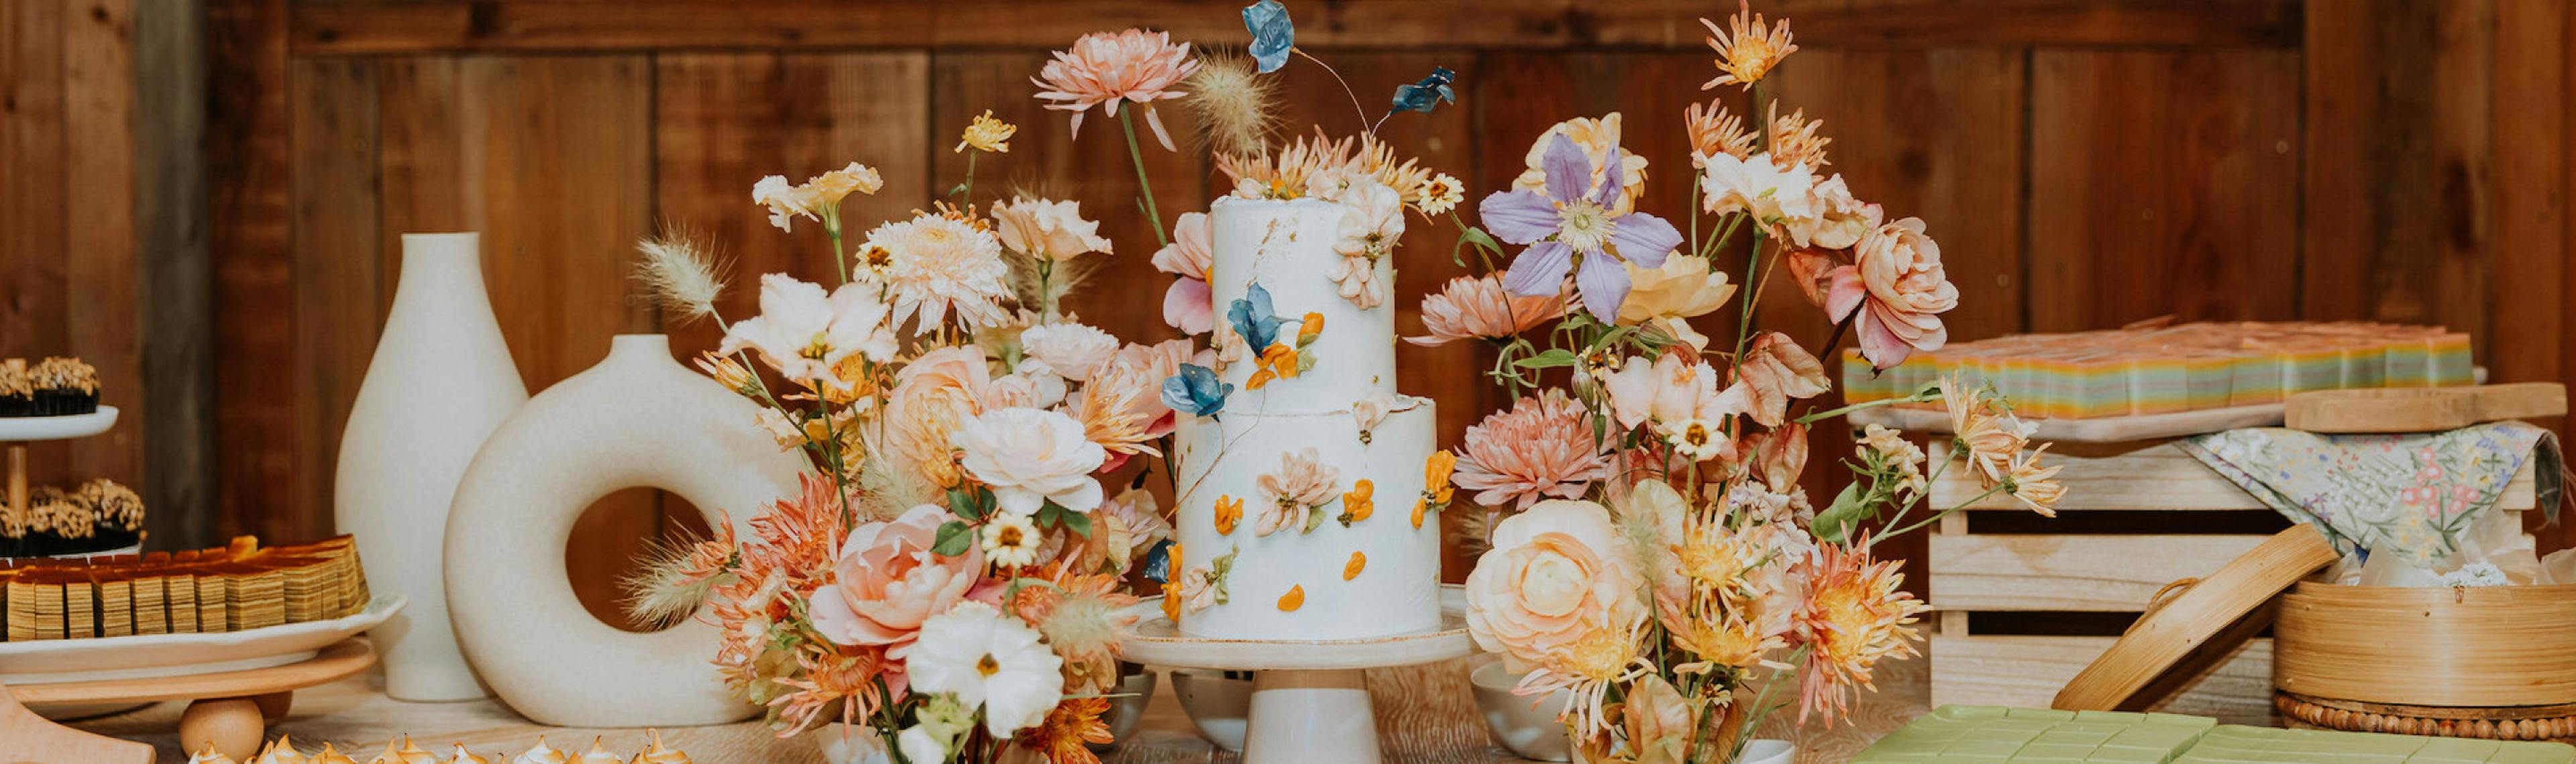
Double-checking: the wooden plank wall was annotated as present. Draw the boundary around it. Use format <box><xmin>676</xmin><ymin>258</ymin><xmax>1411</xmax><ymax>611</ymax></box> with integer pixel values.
<box><xmin>0</xmin><ymin>0</ymin><xmax>2530</xmax><ymax>622</ymax></box>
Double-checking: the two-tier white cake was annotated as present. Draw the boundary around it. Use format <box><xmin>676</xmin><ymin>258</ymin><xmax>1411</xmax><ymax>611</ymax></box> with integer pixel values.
<box><xmin>1169</xmin><ymin>195</ymin><xmax>1444</xmax><ymax>641</ymax></box>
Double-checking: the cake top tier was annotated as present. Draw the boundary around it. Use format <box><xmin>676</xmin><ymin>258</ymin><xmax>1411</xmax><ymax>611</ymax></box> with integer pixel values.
<box><xmin>1205</xmin><ymin>196</ymin><xmax>1405</xmax><ymax>415</ymax></box>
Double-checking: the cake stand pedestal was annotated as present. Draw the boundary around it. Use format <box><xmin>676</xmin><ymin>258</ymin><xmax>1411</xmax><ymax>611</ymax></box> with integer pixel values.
<box><xmin>0</xmin><ymin>407</ymin><xmax>119</xmax><ymax>540</ymax></box>
<box><xmin>1118</xmin><ymin>586</ymin><xmax>1474</xmax><ymax>764</ymax></box>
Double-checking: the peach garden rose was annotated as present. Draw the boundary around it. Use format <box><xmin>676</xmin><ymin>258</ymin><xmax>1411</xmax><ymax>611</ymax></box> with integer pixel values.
<box><xmin>1463</xmin><ymin>499</ymin><xmax>1647</xmax><ymax>673</ymax></box>
<box><xmin>810</xmin><ymin>503</ymin><xmax>983</xmax><ymax>650</ymax></box>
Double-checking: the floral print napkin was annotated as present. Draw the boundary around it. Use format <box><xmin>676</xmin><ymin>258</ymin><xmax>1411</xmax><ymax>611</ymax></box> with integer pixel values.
<box><xmin>2181</xmin><ymin>421</ymin><xmax>2563</xmax><ymax>563</ymax></box>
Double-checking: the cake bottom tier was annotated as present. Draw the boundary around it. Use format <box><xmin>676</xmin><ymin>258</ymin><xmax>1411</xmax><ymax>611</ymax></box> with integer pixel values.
<box><xmin>1170</xmin><ymin>398</ymin><xmax>1441</xmax><ymax>641</ymax></box>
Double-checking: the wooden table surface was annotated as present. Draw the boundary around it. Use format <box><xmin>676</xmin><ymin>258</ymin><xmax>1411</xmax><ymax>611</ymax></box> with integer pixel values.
<box><xmin>61</xmin><ymin>651</ymin><xmax>1931</xmax><ymax>763</ymax></box>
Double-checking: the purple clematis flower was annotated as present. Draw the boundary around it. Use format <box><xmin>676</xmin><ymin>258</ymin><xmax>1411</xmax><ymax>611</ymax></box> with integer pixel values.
<box><xmin>1477</xmin><ymin>133</ymin><xmax>1684</xmax><ymax>320</ymax></box>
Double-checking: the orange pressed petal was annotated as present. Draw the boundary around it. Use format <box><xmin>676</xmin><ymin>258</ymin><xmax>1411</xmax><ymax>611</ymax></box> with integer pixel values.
<box><xmin>1215</xmin><ymin>495</ymin><xmax>1242</xmax><ymax>536</ymax></box>
<box><xmin>1299</xmin><ymin>312</ymin><xmax>1326</xmax><ymax>342</ymax></box>
<box><xmin>1410</xmin><ymin>498</ymin><xmax>1428</xmax><ymax>529</ymax></box>
<box><xmin>1344</xmin><ymin>551</ymin><xmax>1366</xmax><ymax>580</ymax></box>
<box><xmin>1247</xmin><ymin>369</ymin><xmax>1275</xmax><ymax>390</ymax></box>
<box><xmin>1278</xmin><ymin>584</ymin><xmax>1305</xmax><ymax>612</ymax></box>
<box><xmin>1342</xmin><ymin>480</ymin><xmax>1375</xmax><ymax>523</ymax></box>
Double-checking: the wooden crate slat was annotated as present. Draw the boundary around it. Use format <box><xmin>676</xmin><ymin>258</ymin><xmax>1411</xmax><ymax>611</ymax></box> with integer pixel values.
<box><xmin>1929</xmin><ymin>534</ymin><xmax>2275</xmax><ymax>612</ymax></box>
<box><xmin>1927</xmin><ymin>440</ymin><xmax>2539</xmax><ymax>511</ymax></box>
<box><xmin>1929</xmin><ymin>634</ymin><xmax>2275</xmax><ymax>726</ymax></box>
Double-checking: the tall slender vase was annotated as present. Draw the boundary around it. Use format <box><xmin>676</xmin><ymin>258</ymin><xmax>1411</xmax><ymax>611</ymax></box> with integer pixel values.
<box><xmin>335</xmin><ymin>232</ymin><xmax>527</xmax><ymax>702</ymax></box>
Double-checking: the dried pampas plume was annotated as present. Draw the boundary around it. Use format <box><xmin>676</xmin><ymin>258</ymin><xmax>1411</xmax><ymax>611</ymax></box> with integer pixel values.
<box><xmin>622</xmin><ymin>531</ymin><xmax>724</xmax><ymax>629</ymax></box>
<box><xmin>1185</xmin><ymin>51</ymin><xmax>1280</xmax><ymax>158</ymax></box>
<box><xmin>634</xmin><ymin>227</ymin><xmax>731</xmax><ymax>323</ymax></box>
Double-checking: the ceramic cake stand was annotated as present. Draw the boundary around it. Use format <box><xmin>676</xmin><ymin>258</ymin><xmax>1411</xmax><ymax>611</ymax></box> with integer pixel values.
<box><xmin>1118</xmin><ymin>585</ymin><xmax>1474</xmax><ymax>763</ymax></box>
<box><xmin>0</xmin><ymin>406</ymin><xmax>119</xmax><ymax>534</ymax></box>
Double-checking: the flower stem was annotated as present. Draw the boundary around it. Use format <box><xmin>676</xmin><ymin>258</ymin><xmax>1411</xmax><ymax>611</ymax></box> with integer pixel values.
<box><xmin>1294</xmin><ymin>48</ymin><xmax>1373</xmax><ymax>135</ymax></box>
<box><xmin>1878</xmin><ymin>482</ymin><xmax>2008</xmax><ymax>541</ymax></box>
<box><xmin>955</xmin><ymin>152</ymin><xmax>979</xmax><ymax>201</ymax></box>
<box><xmin>824</xmin><ymin>209</ymin><xmax>849</xmax><ymax>286</ymax></box>
<box><xmin>1118</xmin><ymin>106</ymin><xmax>1171</xmax><ymax>248</ymax></box>
<box><xmin>1794</xmin><ymin>383</ymin><xmax>1940</xmax><ymax>425</ymax></box>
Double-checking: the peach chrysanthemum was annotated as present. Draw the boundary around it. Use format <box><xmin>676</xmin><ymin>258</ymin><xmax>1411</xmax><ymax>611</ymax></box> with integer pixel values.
<box><xmin>1700</xmin><ymin>0</ymin><xmax>1797</xmax><ymax>91</ymax></box>
<box><xmin>2004</xmin><ymin>445</ymin><xmax>2067</xmax><ymax>516</ymax></box>
<box><xmin>1016</xmin><ymin>697</ymin><xmax>1115</xmax><ymax>764</ymax></box>
<box><xmin>1683</xmin><ymin>99</ymin><xmax>1757</xmax><ymax>165</ymax></box>
<box><xmin>861</xmin><ymin>209</ymin><xmax>1012</xmax><ymax>335</ymax></box>
<box><xmin>1453</xmin><ymin>390</ymin><xmax>1609</xmax><ymax>510</ymax></box>
<box><xmin>1792</xmin><ymin>541</ymin><xmax>1925</xmax><ymax>726</ymax></box>
<box><xmin>1034</xmin><ymin>29</ymin><xmax>1199</xmax><ymax>151</ymax></box>
<box><xmin>1024</xmin><ymin>574</ymin><xmax>1140</xmax><ymax>692</ymax></box>
<box><xmin>1939</xmin><ymin>374</ymin><xmax>2029</xmax><ymax>486</ymax></box>
<box><xmin>1406</xmin><ymin>274</ymin><xmax>1567</xmax><ymax>347</ymax></box>
<box><xmin>1767</xmin><ymin>103</ymin><xmax>1832</xmax><ymax>169</ymax></box>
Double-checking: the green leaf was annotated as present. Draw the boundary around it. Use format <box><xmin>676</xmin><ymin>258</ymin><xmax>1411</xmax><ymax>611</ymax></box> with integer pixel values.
<box><xmin>1515</xmin><ymin>349</ymin><xmax>1578</xmax><ymax>370</ymax></box>
<box><xmin>932</xmin><ymin>521</ymin><xmax>975</xmax><ymax>557</ymax></box>
<box><xmin>1813</xmin><ymin>483</ymin><xmax>1868</xmax><ymax>544</ymax></box>
<box><xmin>947</xmin><ymin>488</ymin><xmax>989</xmax><ymax>522</ymax></box>
<box><xmin>1039</xmin><ymin>502</ymin><xmax>1095</xmax><ymax>538</ymax></box>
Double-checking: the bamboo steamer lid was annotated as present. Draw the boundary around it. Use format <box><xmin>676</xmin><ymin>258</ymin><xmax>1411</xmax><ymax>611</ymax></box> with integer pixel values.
<box><xmin>2053</xmin><ymin>523</ymin><xmax>2339</xmax><ymax>713</ymax></box>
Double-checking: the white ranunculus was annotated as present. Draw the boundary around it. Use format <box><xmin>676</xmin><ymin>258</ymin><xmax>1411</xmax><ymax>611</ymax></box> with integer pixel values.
<box><xmin>1020</xmin><ymin>322</ymin><xmax>1121</xmax><ymax>382</ymax></box>
<box><xmin>991</xmin><ymin>197</ymin><xmax>1113</xmax><ymax>262</ymax></box>
<box><xmin>907</xmin><ymin>602</ymin><xmax>1065</xmax><ymax>736</ymax></box>
<box><xmin>718</xmin><ymin>273</ymin><xmax>897</xmax><ymax>382</ymax></box>
<box><xmin>953</xmin><ymin>407</ymin><xmax>1106</xmax><ymax>514</ymax></box>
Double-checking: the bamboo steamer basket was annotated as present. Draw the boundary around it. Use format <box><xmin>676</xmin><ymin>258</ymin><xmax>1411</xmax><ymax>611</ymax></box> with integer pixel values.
<box><xmin>2054</xmin><ymin>524</ymin><xmax>2338</xmax><ymax>714</ymax></box>
<box><xmin>2276</xmin><ymin>582</ymin><xmax>2576</xmax><ymax>707</ymax></box>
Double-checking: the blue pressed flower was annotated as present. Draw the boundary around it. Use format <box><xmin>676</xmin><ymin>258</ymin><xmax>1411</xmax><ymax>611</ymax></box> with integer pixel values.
<box><xmin>1391</xmin><ymin>66</ymin><xmax>1457</xmax><ymax>114</ymax></box>
<box><xmin>1243</xmin><ymin>0</ymin><xmax>1295</xmax><ymax>74</ymax></box>
<box><xmin>1226</xmin><ymin>282</ymin><xmax>1295</xmax><ymax>350</ymax></box>
<box><xmin>1162</xmin><ymin>363</ymin><xmax>1233</xmax><ymax>419</ymax></box>
<box><xmin>1139</xmin><ymin>539</ymin><xmax>1176</xmax><ymax>584</ymax></box>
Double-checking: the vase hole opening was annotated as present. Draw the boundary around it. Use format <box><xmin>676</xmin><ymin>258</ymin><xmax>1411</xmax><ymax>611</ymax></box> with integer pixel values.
<box><xmin>564</xmin><ymin>486</ymin><xmax>711</xmax><ymax>634</ymax></box>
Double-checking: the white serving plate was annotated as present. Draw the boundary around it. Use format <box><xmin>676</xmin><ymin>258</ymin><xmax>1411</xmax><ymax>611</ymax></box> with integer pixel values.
<box><xmin>0</xmin><ymin>406</ymin><xmax>118</xmax><ymax>441</ymax></box>
<box><xmin>0</xmin><ymin>594</ymin><xmax>402</xmax><ymax>684</ymax></box>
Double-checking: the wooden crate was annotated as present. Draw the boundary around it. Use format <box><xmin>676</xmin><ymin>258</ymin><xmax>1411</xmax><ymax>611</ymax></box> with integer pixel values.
<box><xmin>1921</xmin><ymin>437</ymin><xmax>2539</xmax><ymax>726</ymax></box>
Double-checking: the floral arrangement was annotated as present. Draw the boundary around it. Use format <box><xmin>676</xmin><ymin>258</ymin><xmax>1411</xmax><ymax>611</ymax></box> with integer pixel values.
<box><xmin>1417</xmin><ymin>2</ymin><xmax>2070</xmax><ymax>761</ymax></box>
<box><xmin>624</xmin><ymin>1</ymin><xmax>2065</xmax><ymax>763</ymax></box>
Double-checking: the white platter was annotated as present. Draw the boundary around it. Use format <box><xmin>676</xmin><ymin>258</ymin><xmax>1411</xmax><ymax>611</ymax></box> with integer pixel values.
<box><xmin>0</xmin><ymin>594</ymin><xmax>402</xmax><ymax>684</ymax></box>
<box><xmin>0</xmin><ymin>406</ymin><xmax>118</xmax><ymax>442</ymax></box>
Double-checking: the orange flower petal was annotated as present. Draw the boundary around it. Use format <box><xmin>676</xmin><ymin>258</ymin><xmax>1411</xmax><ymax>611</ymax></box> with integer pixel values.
<box><xmin>1278</xmin><ymin>584</ymin><xmax>1305</xmax><ymax>612</ymax></box>
<box><xmin>1344</xmin><ymin>551</ymin><xmax>1366</xmax><ymax>580</ymax></box>
<box><xmin>1215</xmin><ymin>495</ymin><xmax>1242</xmax><ymax>536</ymax></box>
<box><xmin>1411</xmin><ymin>498</ymin><xmax>1428</xmax><ymax>529</ymax></box>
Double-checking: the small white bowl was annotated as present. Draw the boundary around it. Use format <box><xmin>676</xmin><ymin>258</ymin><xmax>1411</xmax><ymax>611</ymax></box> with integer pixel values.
<box><xmin>1090</xmin><ymin>669</ymin><xmax>1159</xmax><ymax>752</ymax></box>
<box><xmin>1470</xmin><ymin>657</ymin><xmax>1575</xmax><ymax>761</ymax></box>
<box><xmin>1169</xmin><ymin>669</ymin><xmax>1254</xmax><ymax>753</ymax></box>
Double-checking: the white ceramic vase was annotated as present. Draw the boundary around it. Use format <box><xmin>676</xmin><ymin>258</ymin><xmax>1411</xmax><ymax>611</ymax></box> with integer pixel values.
<box><xmin>445</xmin><ymin>334</ymin><xmax>804</xmax><ymax>727</ymax></box>
<box><xmin>335</xmin><ymin>231</ymin><xmax>527</xmax><ymax>702</ymax></box>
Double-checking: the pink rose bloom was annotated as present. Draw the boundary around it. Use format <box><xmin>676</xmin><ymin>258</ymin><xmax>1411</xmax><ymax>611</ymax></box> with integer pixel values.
<box><xmin>1827</xmin><ymin>217</ymin><xmax>1955</xmax><ymax>369</ymax></box>
<box><xmin>1406</xmin><ymin>274</ymin><xmax>1566</xmax><ymax>347</ymax></box>
<box><xmin>1153</xmin><ymin>213</ymin><xmax>1215</xmax><ymax>335</ymax></box>
<box><xmin>1454</xmin><ymin>390</ymin><xmax>1609</xmax><ymax>510</ymax></box>
<box><xmin>810</xmin><ymin>503</ymin><xmax>982</xmax><ymax>651</ymax></box>
<box><xmin>1463</xmin><ymin>500</ymin><xmax>1646</xmax><ymax>672</ymax></box>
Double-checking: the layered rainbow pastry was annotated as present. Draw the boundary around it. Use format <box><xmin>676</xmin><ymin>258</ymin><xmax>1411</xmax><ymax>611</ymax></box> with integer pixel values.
<box><xmin>1845</xmin><ymin>322</ymin><xmax>2473</xmax><ymax>419</ymax></box>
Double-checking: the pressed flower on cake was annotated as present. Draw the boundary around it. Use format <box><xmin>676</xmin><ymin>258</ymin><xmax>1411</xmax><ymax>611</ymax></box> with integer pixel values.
<box><xmin>1254</xmin><ymin>447</ymin><xmax>1342</xmax><ymax>535</ymax></box>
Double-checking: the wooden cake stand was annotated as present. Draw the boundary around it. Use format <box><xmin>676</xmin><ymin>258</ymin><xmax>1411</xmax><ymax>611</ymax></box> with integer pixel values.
<box><xmin>0</xmin><ymin>637</ymin><xmax>378</xmax><ymax>762</ymax></box>
<box><xmin>1119</xmin><ymin>586</ymin><xmax>1474</xmax><ymax>764</ymax></box>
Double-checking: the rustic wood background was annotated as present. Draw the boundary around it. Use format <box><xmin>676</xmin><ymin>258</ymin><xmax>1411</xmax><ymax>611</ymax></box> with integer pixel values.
<box><xmin>6</xmin><ymin>0</ymin><xmax>2575</xmax><ymax>627</ymax></box>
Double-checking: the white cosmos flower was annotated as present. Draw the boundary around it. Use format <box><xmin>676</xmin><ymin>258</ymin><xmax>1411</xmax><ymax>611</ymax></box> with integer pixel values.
<box><xmin>1699</xmin><ymin>152</ymin><xmax>1819</xmax><ymax>225</ymax></box>
<box><xmin>954</xmin><ymin>407</ymin><xmax>1106</xmax><ymax>514</ymax></box>
<box><xmin>908</xmin><ymin>602</ymin><xmax>1065</xmax><ymax>736</ymax></box>
<box><xmin>717</xmin><ymin>273</ymin><xmax>896</xmax><ymax>383</ymax></box>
